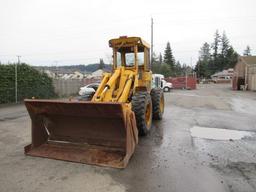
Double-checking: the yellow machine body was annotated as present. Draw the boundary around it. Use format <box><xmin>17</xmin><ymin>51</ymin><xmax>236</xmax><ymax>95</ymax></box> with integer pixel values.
<box><xmin>24</xmin><ymin>36</ymin><xmax>154</xmax><ymax>168</ymax></box>
<box><xmin>93</xmin><ymin>36</ymin><xmax>152</xmax><ymax>103</ymax></box>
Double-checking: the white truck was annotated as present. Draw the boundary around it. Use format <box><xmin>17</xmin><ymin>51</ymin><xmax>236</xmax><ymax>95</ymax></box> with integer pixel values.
<box><xmin>152</xmin><ymin>74</ymin><xmax>173</xmax><ymax>92</ymax></box>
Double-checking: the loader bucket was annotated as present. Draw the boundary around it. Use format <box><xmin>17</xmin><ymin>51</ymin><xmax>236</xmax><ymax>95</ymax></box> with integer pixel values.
<box><xmin>24</xmin><ymin>99</ymin><xmax>138</xmax><ymax>168</ymax></box>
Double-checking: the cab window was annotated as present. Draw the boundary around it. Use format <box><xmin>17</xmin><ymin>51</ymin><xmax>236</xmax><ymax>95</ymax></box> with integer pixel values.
<box><xmin>137</xmin><ymin>52</ymin><xmax>144</xmax><ymax>66</ymax></box>
<box><xmin>116</xmin><ymin>52</ymin><xmax>121</xmax><ymax>67</ymax></box>
<box><xmin>125</xmin><ymin>53</ymin><xmax>135</xmax><ymax>67</ymax></box>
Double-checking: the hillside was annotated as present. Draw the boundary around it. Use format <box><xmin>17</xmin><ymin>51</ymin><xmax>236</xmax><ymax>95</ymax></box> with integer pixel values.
<box><xmin>35</xmin><ymin>63</ymin><xmax>112</xmax><ymax>74</ymax></box>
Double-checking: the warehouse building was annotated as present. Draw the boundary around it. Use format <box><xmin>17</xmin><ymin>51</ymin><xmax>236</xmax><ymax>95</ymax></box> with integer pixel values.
<box><xmin>232</xmin><ymin>56</ymin><xmax>256</xmax><ymax>91</ymax></box>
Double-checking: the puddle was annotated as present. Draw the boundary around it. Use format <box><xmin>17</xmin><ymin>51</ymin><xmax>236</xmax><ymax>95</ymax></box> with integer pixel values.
<box><xmin>190</xmin><ymin>126</ymin><xmax>254</xmax><ymax>140</ymax></box>
<box><xmin>230</xmin><ymin>98</ymin><xmax>256</xmax><ymax>115</ymax></box>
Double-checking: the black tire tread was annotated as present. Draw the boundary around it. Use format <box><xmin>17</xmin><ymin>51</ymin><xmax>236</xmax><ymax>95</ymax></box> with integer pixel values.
<box><xmin>132</xmin><ymin>92</ymin><xmax>152</xmax><ymax>136</ymax></box>
<box><xmin>151</xmin><ymin>88</ymin><xmax>164</xmax><ymax>120</ymax></box>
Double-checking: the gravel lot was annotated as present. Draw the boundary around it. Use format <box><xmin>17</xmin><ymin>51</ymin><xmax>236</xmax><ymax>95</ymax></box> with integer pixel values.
<box><xmin>0</xmin><ymin>84</ymin><xmax>256</xmax><ymax>192</ymax></box>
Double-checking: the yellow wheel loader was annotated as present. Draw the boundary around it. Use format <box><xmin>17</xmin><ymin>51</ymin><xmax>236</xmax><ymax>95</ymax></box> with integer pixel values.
<box><xmin>24</xmin><ymin>36</ymin><xmax>165</xmax><ymax>168</ymax></box>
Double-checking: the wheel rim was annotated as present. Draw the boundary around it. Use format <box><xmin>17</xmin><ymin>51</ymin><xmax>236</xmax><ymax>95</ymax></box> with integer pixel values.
<box><xmin>160</xmin><ymin>95</ymin><xmax>164</xmax><ymax>114</ymax></box>
<box><xmin>145</xmin><ymin>102</ymin><xmax>152</xmax><ymax>128</ymax></box>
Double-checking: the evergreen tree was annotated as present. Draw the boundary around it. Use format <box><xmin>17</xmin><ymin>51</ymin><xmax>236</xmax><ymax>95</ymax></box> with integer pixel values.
<box><xmin>226</xmin><ymin>46</ymin><xmax>238</xmax><ymax>68</ymax></box>
<box><xmin>243</xmin><ymin>45</ymin><xmax>251</xmax><ymax>56</ymax></box>
<box><xmin>159</xmin><ymin>53</ymin><xmax>163</xmax><ymax>65</ymax></box>
<box><xmin>219</xmin><ymin>32</ymin><xmax>231</xmax><ymax>70</ymax></box>
<box><xmin>159</xmin><ymin>63</ymin><xmax>171</xmax><ymax>77</ymax></box>
<box><xmin>174</xmin><ymin>61</ymin><xmax>183</xmax><ymax>76</ymax></box>
<box><xmin>195</xmin><ymin>59</ymin><xmax>208</xmax><ymax>78</ymax></box>
<box><xmin>212</xmin><ymin>30</ymin><xmax>221</xmax><ymax>59</ymax></box>
<box><xmin>219</xmin><ymin>32</ymin><xmax>238</xmax><ymax>70</ymax></box>
<box><xmin>98</xmin><ymin>58</ymin><xmax>105</xmax><ymax>69</ymax></box>
<box><xmin>199</xmin><ymin>42</ymin><xmax>211</xmax><ymax>61</ymax></box>
<box><xmin>195</xmin><ymin>42</ymin><xmax>211</xmax><ymax>78</ymax></box>
<box><xmin>163</xmin><ymin>42</ymin><xmax>175</xmax><ymax>72</ymax></box>
<box><xmin>211</xmin><ymin>30</ymin><xmax>221</xmax><ymax>73</ymax></box>
<box><xmin>220</xmin><ymin>32</ymin><xmax>230</xmax><ymax>57</ymax></box>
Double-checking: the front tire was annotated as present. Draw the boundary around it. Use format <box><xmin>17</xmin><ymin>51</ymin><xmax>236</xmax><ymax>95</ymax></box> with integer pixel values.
<box><xmin>132</xmin><ymin>92</ymin><xmax>152</xmax><ymax>136</ymax></box>
<box><xmin>151</xmin><ymin>88</ymin><xmax>164</xmax><ymax>120</ymax></box>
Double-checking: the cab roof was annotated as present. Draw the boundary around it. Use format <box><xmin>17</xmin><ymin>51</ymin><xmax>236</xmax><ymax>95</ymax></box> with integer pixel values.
<box><xmin>109</xmin><ymin>36</ymin><xmax>150</xmax><ymax>49</ymax></box>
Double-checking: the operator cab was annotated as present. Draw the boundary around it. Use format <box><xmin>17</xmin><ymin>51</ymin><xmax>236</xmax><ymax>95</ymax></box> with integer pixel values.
<box><xmin>109</xmin><ymin>36</ymin><xmax>150</xmax><ymax>71</ymax></box>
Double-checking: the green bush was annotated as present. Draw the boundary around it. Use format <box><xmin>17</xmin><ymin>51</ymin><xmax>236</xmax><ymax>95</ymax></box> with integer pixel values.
<box><xmin>0</xmin><ymin>63</ymin><xmax>55</xmax><ymax>104</ymax></box>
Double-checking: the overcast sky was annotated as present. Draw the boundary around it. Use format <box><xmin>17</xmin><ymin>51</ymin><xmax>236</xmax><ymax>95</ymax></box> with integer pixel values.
<box><xmin>0</xmin><ymin>0</ymin><xmax>255</xmax><ymax>66</ymax></box>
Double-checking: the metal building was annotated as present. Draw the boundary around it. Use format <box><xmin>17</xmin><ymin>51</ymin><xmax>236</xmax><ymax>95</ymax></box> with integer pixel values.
<box><xmin>232</xmin><ymin>56</ymin><xmax>256</xmax><ymax>91</ymax></box>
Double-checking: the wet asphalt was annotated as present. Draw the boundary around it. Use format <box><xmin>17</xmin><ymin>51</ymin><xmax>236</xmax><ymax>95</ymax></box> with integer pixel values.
<box><xmin>0</xmin><ymin>84</ymin><xmax>256</xmax><ymax>192</ymax></box>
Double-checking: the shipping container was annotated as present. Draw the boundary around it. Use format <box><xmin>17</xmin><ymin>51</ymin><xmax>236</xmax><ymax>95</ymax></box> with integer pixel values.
<box><xmin>165</xmin><ymin>77</ymin><xmax>197</xmax><ymax>90</ymax></box>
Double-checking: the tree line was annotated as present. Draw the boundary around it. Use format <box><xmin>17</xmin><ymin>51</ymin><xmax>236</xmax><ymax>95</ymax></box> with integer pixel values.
<box><xmin>151</xmin><ymin>42</ymin><xmax>192</xmax><ymax>77</ymax></box>
<box><xmin>151</xmin><ymin>30</ymin><xmax>253</xmax><ymax>78</ymax></box>
<box><xmin>194</xmin><ymin>30</ymin><xmax>252</xmax><ymax>78</ymax></box>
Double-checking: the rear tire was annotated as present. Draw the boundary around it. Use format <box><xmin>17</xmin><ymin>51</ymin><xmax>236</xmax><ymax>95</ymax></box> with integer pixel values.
<box><xmin>151</xmin><ymin>88</ymin><xmax>164</xmax><ymax>120</ymax></box>
<box><xmin>164</xmin><ymin>87</ymin><xmax>170</xmax><ymax>92</ymax></box>
<box><xmin>132</xmin><ymin>92</ymin><xmax>152</xmax><ymax>136</ymax></box>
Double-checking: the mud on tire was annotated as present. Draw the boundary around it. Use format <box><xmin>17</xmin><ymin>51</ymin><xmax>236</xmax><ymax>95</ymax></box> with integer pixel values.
<box><xmin>151</xmin><ymin>88</ymin><xmax>164</xmax><ymax>120</ymax></box>
<box><xmin>132</xmin><ymin>92</ymin><xmax>152</xmax><ymax>136</ymax></box>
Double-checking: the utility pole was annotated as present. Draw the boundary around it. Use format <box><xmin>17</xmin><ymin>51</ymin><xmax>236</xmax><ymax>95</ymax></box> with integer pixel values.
<box><xmin>15</xmin><ymin>55</ymin><xmax>21</xmax><ymax>103</ymax></box>
<box><xmin>151</xmin><ymin>17</ymin><xmax>153</xmax><ymax>67</ymax></box>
